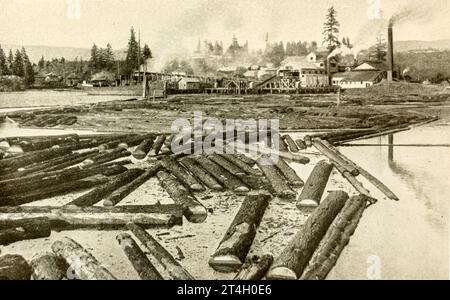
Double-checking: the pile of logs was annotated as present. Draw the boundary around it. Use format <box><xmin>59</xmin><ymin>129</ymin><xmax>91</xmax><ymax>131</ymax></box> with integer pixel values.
<box><xmin>19</xmin><ymin>114</ymin><xmax>78</xmax><ymax>128</ymax></box>
<box><xmin>0</xmin><ymin>129</ymin><xmax>399</xmax><ymax>280</ymax></box>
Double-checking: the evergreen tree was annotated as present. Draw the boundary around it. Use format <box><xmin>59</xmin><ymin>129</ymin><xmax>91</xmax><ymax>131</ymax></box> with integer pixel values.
<box><xmin>90</xmin><ymin>44</ymin><xmax>99</xmax><ymax>72</ymax></box>
<box><xmin>322</xmin><ymin>6</ymin><xmax>340</xmax><ymax>51</ymax></box>
<box><xmin>21</xmin><ymin>47</ymin><xmax>34</xmax><ymax>85</ymax></box>
<box><xmin>105</xmin><ymin>43</ymin><xmax>116</xmax><ymax>71</ymax></box>
<box><xmin>38</xmin><ymin>56</ymin><xmax>45</xmax><ymax>70</ymax></box>
<box><xmin>7</xmin><ymin>50</ymin><xmax>14</xmax><ymax>73</ymax></box>
<box><xmin>12</xmin><ymin>49</ymin><xmax>24</xmax><ymax>77</ymax></box>
<box><xmin>125</xmin><ymin>27</ymin><xmax>139</xmax><ymax>75</ymax></box>
<box><xmin>0</xmin><ymin>45</ymin><xmax>8</xmax><ymax>75</ymax></box>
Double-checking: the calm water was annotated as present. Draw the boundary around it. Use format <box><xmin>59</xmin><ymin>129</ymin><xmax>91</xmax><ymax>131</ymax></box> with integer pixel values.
<box><xmin>327</xmin><ymin>107</ymin><xmax>450</xmax><ymax>280</ymax></box>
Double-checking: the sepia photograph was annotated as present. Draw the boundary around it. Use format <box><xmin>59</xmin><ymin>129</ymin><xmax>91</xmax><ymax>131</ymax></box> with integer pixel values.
<box><xmin>0</xmin><ymin>0</ymin><xmax>449</xmax><ymax>285</ymax></box>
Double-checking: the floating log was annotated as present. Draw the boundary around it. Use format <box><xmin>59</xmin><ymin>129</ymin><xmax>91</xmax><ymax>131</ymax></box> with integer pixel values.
<box><xmin>117</xmin><ymin>233</ymin><xmax>163</xmax><ymax>280</ymax></box>
<box><xmin>256</xmin><ymin>156</ymin><xmax>296</xmax><ymax>199</ymax></box>
<box><xmin>275</xmin><ymin>158</ymin><xmax>304</xmax><ymax>188</ymax></box>
<box><xmin>0</xmin><ymin>176</ymin><xmax>109</xmax><ymax>206</ymax></box>
<box><xmin>52</xmin><ymin>237</ymin><xmax>117</xmax><ymax>280</ymax></box>
<box><xmin>133</xmin><ymin>139</ymin><xmax>154</xmax><ymax>159</ymax></box>
<box><xmin>66</xmin><ymin>168</ymin><xmax>145</xmax><ymax>207</ymax></box>
<box><xmin>19</xmin><ymin>134</ymin><xmax>79</xmax><ymax>152</ymax></box>
<box><xmin>322</xmin><ymin>140</ymin><xmax>399</xmax><ymax>201</ymax></box>
<box><xmin>334</xmin><ymin>164</ymin><xmax>374</xmax><ymax>201</ymax></box>
<box><xmin>148</xmin><ymin>135</ymin><xmax>166</xmax><ymax>157</ymax></box>
<box><xmin>296</xmin><ymin>160</ymin><xmax>333</xmax><ymax>208</ymax></box>
<box><xmin>30</xmin><ymin>253</ymin><xmax>68</xmax><ymax>280</ymax></box>
<box><xmin>300</xmin><ymin>195</ymin><xmax>368</xmax><ymax>280</ymax></box>
<box><xmin>0</xmin><ymin>146</ymin><xmax>72</xmax><ymax>171</ymax></box>
<box><xmin>179</xmin><ymin>157</ymin><xmax>223</xmax><ymax>191</ymax></box>
<box><xmin>234</xmin><ymin>255</ymin><xmax>274</xmax><ymax>280</ymax></box>
<box><xmin>208</xmin><ymin>153</ymin><xmax>247</xmax><ymax>177</ymax></box>
<box><xmin>0</xmin><ymin>217</ymin><xmax>51</xmax><ymax>245</ymax></box>
<box><xmin>312</xmin><ymin>138</ymin><xmax>359</xmax><ymax>176</ymax></box>
<box><xmin>267</xmin><ymin>191</ymin><xmax>349</xmax><ymax>280</ymax></box>
<box><xmin>103</xmin><ymin>164</ymin><xmax>162</xmax><ymax>206</ymax></box>
<box><xmin>157</xmin><ymin>170</ymin><xmax>207</xmax><ymax>223</ymax></box>
<box><xmin>295</xmin><ymin>139</ymin><xmax>307</xmax><ymax>150</ymax></box>
<box><xmin>282</xmin><ymin>135</ymin><xmax>299</xmax><ymax>153</ymax></box>
<box><xmin>127</xmin><ymin>223</ymin><xmax>194</xmax><ymax>280</ymax></box>
<box><xmin>192</xmin><ymin>155</ymin><xmax>249</xmax><ymax>194</ymax></box>
<box><xmin>160</xmin><ymin>157</ymin><xmax>204</xmax><ymax>191</ymax></box>
<box><xmin>209</xmin><ymin>191</ymin><xmax>272</xmax><ymax>272</ymax></box>
<box><xmin>0</xmin><ymin>255</ymin><xmax>32</xmax><ymax>280</ymax></box>
<box><xmin>0</xmin><ymin>205</ymin><xmax>182</xmax><ymax>230</ymax></box>
<box><xmin>220</xmin><ymin>154</ymin><xmax>261</xmax><ymax>176</ymax></box>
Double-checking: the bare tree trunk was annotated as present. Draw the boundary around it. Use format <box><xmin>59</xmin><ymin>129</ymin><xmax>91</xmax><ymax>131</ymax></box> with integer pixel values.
<box><xmin>161</xmin><ymin>157</ymin><xmax>204</xmax><ymax>191</ymax></box>
<box><xmin>0</xmin><ymin>217</ymin><xmax>51</xmax><ymax>245</ymax></box>
<box><xmin>179</xmin><ymin>157</ymin><xmax>223</xmax><ymax>191</ymax></box>
<box><xmin>296</xmin><ymin>160</ymin><xmax>333</xmax><ymax>208</ymax></box>
<box><xmin>209</xmin><ymin>191</ymin><xmax>271</xmax><ymax>272</ymax></box>
<box><xmin>52</xmin><ymin>237</ymin><xmax>117</xmax><ymax>280</ymax></box>
<box><xmin>116</xmin><ymin>233</ymin><xmax>163</xmax><ymax>280</ymax></box>
<box><xmin>275</xmin><ymin>158</ymin><xmax>304</xmax><ymax>187</ymax></box>
<box><xmin>127</xmin><ymin>223</ymin><xmax>194</xmax><ymax>280</ymax></box>
<box><xmin>267</xmin><ymin>191</ymin><xmax>348</xmax><ymax>280</ymax></box>
<box><xmin>256</xmin><ymin>156</ymin><xmax>296</xmax><ymax>199</ymax></box>
<box><xmin>234</xmin><ymin>255</ymin><xmax>273</xmax><ymax>280</ymax></box>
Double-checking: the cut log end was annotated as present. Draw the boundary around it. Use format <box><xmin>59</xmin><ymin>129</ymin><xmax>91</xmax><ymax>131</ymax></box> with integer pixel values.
<box><xmin>186</xmin><ymin>206</ymin><xmax>208</xmax><ymax>223</ymax></box>
<box><xmin>190</xmin><ymin>183</ymin><xmax>204</xmax><ymax>191</ymax></box>
<box><xmin>266</xmin><ymin>266</ymin><xmax>298</xmax><ymax>280</ymax></box>
<box><xmin>234</xmin><ymin>186</ymin><xmax>250</xmax><ymax>194</ymax></box>
<box><xmin>212</xmin><ymin>184</ymin><xmax>224</xmax><ymax>191</ymax></box>
<box><xmin>209</xmin><ymin>255</ymin><xmax>242</xmax><ymax>273</ymax></box>
<box><xmin>296</xmin><ymin>199</ymin><xmax>319</xmax><ymax>208</ymax></box>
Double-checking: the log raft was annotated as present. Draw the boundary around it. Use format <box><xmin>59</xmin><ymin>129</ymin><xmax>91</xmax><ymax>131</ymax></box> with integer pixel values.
<box><xmin>127</xmin><ymin>223</ymin><xmax>194</xmax><ymax>280</ymax></box>
<box><xmin>209</xmin><ymin>191</ymin><xmax>272</xmax><ymax>272</ymax></box>
<box><xmin>116</xmin><ymin>233</ymin><xmax>163</xmax><ymax>280</ymax></box>
<box><xmin>52</xmin><ymin>237</ymin><xmax>116</xmax><ymax>280</ymax></box>
<box><xmin>296</xmin><ymin>160</ymin><xmax>333</xmax><ymax>208</ymax></box>
<box><xmin>267</xmin><ymin>191</ymin><xmax>349</xmax><ymax>280</ymax></box>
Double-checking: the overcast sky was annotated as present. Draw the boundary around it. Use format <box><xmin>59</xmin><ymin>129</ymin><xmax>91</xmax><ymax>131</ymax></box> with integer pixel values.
<box><xmin>1</xmin><ymin>0</ymin><xmax>449</xmax><ymax>52</ymax></box>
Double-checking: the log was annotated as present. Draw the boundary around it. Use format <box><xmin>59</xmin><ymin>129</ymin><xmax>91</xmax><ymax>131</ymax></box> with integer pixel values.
<box><xmin>220</xmin><ymin>154</ymin><xmax>261</xmax><ymax>176</ymax></box>
<box><xmin>300</xmin><ymin>195</ymin><xmax>368</xmax><ymax>280</ymax></box>
<box><xmin>52</xmin><ymin>237</ymin><xmax>117</xmax><ymax>280</ymax></box>
<box><xmin>236</xmin><ymin>153</ymin><xmax>256</xmax><ymax>166</ymax></box>
<box><xmin>132</xmin><ymin>139</ymin><xmax>154</xmax><ymax>159</ymax></box>
<box><xmin>208</xmin><ymin>154</ymin><xmax>246</xmax><ymax>177</ymax></box>
<box><xmin>19</xmin><ymin>135</ymin><xmax>79</xmax><ymax>152</ymax></box>
<box><xmin>192</xmin><ymin>155</ymin><xmax>249</xmax><ymax>194</ymax></box>
<box><xmin>266</xmin><ymin>191</ymin><xmax>349</xmax><ymax>280</ymax></box>
<box><xmin>0</xmin><ymin>255</ymin><xmax>32</xmax><ymax>280</ymax></box>
<box><xmin>89</xmin><ymin>149</ymin><xmax>131</xmax><ymax>166</ymax></box>
<box><xmin>156</xmin><ymin>170</ymin><xmax>207</xmax><ymax>223</ymax></box>
<box><xmin>0</xmin><ymin>146</ymin><xmax>72</xmax><ymax>171</ymax></box>
<box><xmin>103</xmin><ymin>164</ymin><xmax>162</xmax><ymax>206</ymax></box>
<box><xmin>295</xmin><ymin>139</ymin><xmax>307</xmax><ymax>150</ymax></box>
<box><xmin>296</xmin><ymin>160</ymin><xmax>333</xmax><ymax>208</ymax></box>
<box><xmin>282</xmin><ymin>135</ymin><xmax>299</xmax><ymax>153</ymax></box>
<box><xmin>127</xmin><ymin>223</ymin><xmax>194</xmax><ymax>280</ymax></box>
<box><xmin>256</xmin><ymin>156</ymin><xmax>296</xmax><ymax>199</ymax></box>
<box><xmin>209</xmin><ymin>191</ymin><xmax>272</xmax><ymax>272</ymax></box>
<box><xmin>43</xmin><ymin>150</ymin><xmax>101</xmax><ymax>172</ymax></box>
<box><xmin>0</xmin><ymin>217</ymin><xmax>51</xmax><ymax>245</ymax></box>
<box><xmin>334</xmin><ymin>164</ymin><xmax>374</xmax><ymax>201</ymax></box>
<box><xmin>234</xmin><ymin>255</ymin><xmax>273</xmax><ymax>280</ymax></box>
<box><xmin>66</xmin><ymin>168</ymin><xmax>145</xmax><ymax>207</ymax></box>
<box><xmin>148</xmin><ymin>135</ymin><xmax>166</xmax><ymax>157</ymax></box>
<box><xmin>160</xmin><ymin>157</ymin><xmax>204</xmax><ymax>191</ymax></box>
<box><xmin>275</xmin><ymin>158</ymin><xmax>304</xmax><ymax>188</ymax></box>
<box><xmin>116</xmin><ymin>233</ymin><xmax>163</xmax><ymax>280</ymax></box>
<box><xmin>274</xmin><ymin>133</ymin><xmax>289</xmax><ymax>152</ymax></box>
<box><xmin>30</xmin><ymin>253</ymin><xmax>68</xmax><ymax>280</ymax></box>
<box><xmin>0</xmin><ymin>205</ymin><xmax>182</xmax><ymax>230</ymax></box>
<box><xmin>179</xmin><ymin>157</ymin><xmax>223</xmax><ymax>191</ymax></box>
<box><xmin>312</xmin><ymin>138</ymin><xmax>359</xmax><ymax>176</ymax></box>
<box><xmin>322</xmin><ymin>140</ymin><xmax>399</xmax><ymax>201</ymax></box>
<box><xmin>0</xmin><ymin>176</ymin><xmax>109</xmax><ymax>206</ymax></box>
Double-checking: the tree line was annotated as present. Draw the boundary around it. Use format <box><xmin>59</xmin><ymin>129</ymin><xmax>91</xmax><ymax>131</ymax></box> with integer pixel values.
<box><xmin>0</xmin><ymin>45</ymin><xmax>35</xmax><ymax>86</ymax></box>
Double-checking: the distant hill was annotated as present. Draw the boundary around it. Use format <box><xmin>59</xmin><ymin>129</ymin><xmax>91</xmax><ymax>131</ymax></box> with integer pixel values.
<box><xmin>394</xmin><ymin>40</ymin><xmax>450</xmax><ymax>52</ymax></box>
<box><xmin>0</xmin><ymin>44</ymin><xmax>126</xmax><ymax>63</ymax></box>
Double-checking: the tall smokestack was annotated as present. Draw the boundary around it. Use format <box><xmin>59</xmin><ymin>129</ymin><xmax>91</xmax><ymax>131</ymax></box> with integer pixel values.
<box><xmin>387</xmin><ymin>26</ymin><xmax>394</xmax><ymax>82</ymax></box>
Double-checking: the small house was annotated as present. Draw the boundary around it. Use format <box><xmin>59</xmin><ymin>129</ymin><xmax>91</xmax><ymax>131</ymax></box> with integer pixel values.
<box><xmin>332</xmin><ymin>70</ymin><xmax>386</xmax><ymax>89</ymax></box>
<box><xmin>178</xmin><ymin>77</ymin><xmax>200</xmax><ymax>90</ymax></box>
